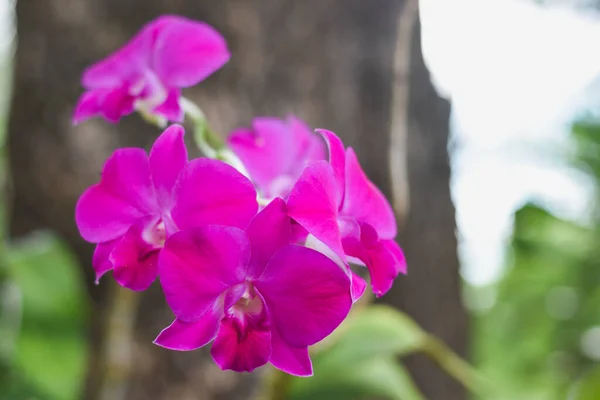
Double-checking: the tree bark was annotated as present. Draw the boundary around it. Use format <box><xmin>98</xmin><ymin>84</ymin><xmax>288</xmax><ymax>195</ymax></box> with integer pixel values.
<box><xmin>384</xmin><ymin>8</ymin><xmax>469</xmax><ymax>400</ymax></box>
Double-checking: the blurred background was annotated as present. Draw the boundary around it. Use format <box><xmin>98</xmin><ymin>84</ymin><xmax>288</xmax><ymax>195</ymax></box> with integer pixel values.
<box><xmin>1</xmin><ymin>0</ymin><xmax>600</xmax><ymax>399</ymax></box>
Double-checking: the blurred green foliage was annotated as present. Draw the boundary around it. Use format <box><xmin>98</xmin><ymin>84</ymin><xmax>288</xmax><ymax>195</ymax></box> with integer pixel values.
<box><xmin>286</xmin><ymin>305</ymin><xmax>483</xmax><ymax>400</ymax></box>
<box><xmin>473</xmin><ymin>120</ymin><xmax>600</xmax><ymax>399</ymax></box>
<box><xmin>0</xmin><ymin>234</ymin><xmax>90</xmax><ymax>400</ymax></box>
<box><xmin>288</xmin><ymin>305</ymin><xmax>427</xmax><ymax>400</ymax></box>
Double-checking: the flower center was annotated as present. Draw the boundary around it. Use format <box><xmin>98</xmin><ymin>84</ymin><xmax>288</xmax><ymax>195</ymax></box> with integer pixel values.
<box><xmin>224</xmin><ymin>282</ymin><xmax>263</xmax><ymax>324</ymax></box>
<box><xmin>130</xmin><ymin>70</ymin><xmax>168</xmax><ymax>113</ymax></box>
<box><xmin>223</xmin><ymin>282</ymin><xmax>267</xmax><ymax>341</ymax></box>
<box><xmin>142</xmin><ymin>219</ymin><xmax>166</xmax><ymax>248</ymax></box>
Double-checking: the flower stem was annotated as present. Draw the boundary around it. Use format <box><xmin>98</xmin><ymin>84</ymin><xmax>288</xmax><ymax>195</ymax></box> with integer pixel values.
<box><xmin>180</xmin><ymin>97</ymin><xmax>250</xmax><ymax>178</ymax></box>
<box><xmin>179</xmin><ymin>97</ymin><xmax>223</xmax><ymax>158</ymax></box>
<box><xmin>421</xmin><ymin>334</ymin><xmax>489</xmax><ymax>395</ymax></box>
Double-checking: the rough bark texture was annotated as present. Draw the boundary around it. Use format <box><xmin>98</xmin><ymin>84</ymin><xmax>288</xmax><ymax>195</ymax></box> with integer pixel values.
<box><xmin>7</xmin><ymin>0</ymin><xmax>466</xmax><ymax>398</ymax></box>
<box><xmin>384</xmin><ymin>16</ymin><xmax>469</xmax><ymax>400</ymax></box>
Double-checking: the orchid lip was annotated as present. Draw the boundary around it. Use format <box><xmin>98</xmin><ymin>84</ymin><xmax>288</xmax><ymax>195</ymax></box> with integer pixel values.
<box><xmin>142</xmin><ymin>218</ymin><xmax>167</xmax><ymax>248</ymax></box>
<box><xmin>132</xmin><ymin>70</ymin><xmax>169</xmax><ymax>113</ymax></box>
<box><xmin>227</xmin><ymin>282</ymin><xmax>263</xmax><ymax>317</ymax></box>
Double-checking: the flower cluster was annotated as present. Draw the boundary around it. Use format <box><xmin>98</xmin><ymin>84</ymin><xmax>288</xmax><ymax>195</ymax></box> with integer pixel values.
<box><xmin>74</xmin><ymin>15</ymin><xmax>406</xmax><ymax>376</ymax></box>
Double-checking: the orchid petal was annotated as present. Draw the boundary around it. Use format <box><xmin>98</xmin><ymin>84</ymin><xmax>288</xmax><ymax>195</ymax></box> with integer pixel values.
<box><xmin>159</xmin><ymin>226</ymin><xmax>250</xmax><ymax>321</ymax></box>
<box><xmin>154</xmin><ymin>314</ymin><xmax>221</xmax><ymax>351</ymax></box>
<box><xmin>102</xmin><ymin>148</ymin><xmax>158</xmax><ymax>213</ymax></box>
<box><xmin>211</xmin><ymin>316</ymin><xmax>271</xmax><ymax>373</ymax></box>
<box><xmin>153</xmin><ymin>18</ymin><xmax>230</xmax><ymax>87</ymax></box>
<box><xmin>383</xmin><ymin>239</ymin><xmax>407</xmax><ymax>275</ymax></box>
<box><xmin>246</xmin><ymin>198</ymin><xmax>291</xmax><ymax>279</ymax></box>
<box><xmin>75</xmin><ymin>184</ymin><xmax>144</xmax><ymax>243</ymax></box>
<box><xmin>110</xmin><ymin>218</ymin><xmax>161</xmax><ymax>291</ymax></box>
<box><xmin>92</xmin><ymin>240</ymin><xmax>118</xmax><ymax>283</ymax></box>
<box><xmin>269</xmin><ymin>329</ymin><xmax>313</xmax><ymax>377</ymax></box>
<box><xmin>287</xmin><ymin>161</ymin><xmax>345</xmax><ymax>262</ymax></box>
<box><xmin>316</xmin><ymin>129</ymin><xmax>346</xmax><ymax>203</ymax></box>
<box><xmin>171</xmin><ymin>158</ymin><xmax>257</xmax><ymax>230</ymax></box>
<box><xmin>342</xmin><ymin>223</ymin><xmax>402</xmax><ymax>297</ymax></box>
<box><xmin>350</xmin><ymin>271</ymin><xmax>367</xmax><ymax>302</ymax></box>
<box><xmin>149</xmin><ymin>124</ymin><xmax>187</xmax><ymax>207</ymax></box>
<box><xmin>227</xmin><ymin>118</ymin><xmax>291</xmax><ymax>192</ymax></box>
<box><xmin>100</xmin><ymin>87</ymin><xmax>135</xmax><ymax>123</ymax></box>
<box><xmin>341</xmin><ymin>148</ymin><xmax>397</xmax><ymax>239</ymax></box>
<box><xmin>256</xmin><ymin>245</ymin><xmax>352</xmax><ymax>347</ymax></box>
<box><xmin>152</xmin><ymin>88</ymin><xmax>183</xmax><ymax>122</ymax></box>
<box><xmin>288</xmin><ymin>116</ymin><xmax>326</xmax><ymax>175</ymax></box>
<box><xmin>73</xmin><ymin>90</ymin><xmax>103</xmax><ymax>124</ymax></box>
<box><xmin>82</xmin><ymin>31</ymin><xmax>150</xmax><ymax>89</ymax></box>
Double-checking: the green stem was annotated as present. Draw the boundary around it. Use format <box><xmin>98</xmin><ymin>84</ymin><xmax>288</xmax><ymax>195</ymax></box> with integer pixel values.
<box><xmin>179</xmin><ymin>97</ymin><xmax>224</xmax><ymax>158</ymax></box>
<box><xmin>179</xmin><ymin>97</ymin><xmax>252</xmax><ymax>182</ymax></box>
<box><xmin>421</xmin><ymin>334</ymin><xmax>488</xmax><ymax>395</ymax></box>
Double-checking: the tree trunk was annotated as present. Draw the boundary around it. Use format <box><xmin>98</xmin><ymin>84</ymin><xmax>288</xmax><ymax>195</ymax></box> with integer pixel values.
<box><xmin>384</xmin><ymin>8</ymin><xmax>469</xmax><ymax>400</ymax></box>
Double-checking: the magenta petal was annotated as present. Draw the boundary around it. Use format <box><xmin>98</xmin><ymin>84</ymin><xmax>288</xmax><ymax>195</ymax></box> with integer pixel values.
<box><xmin>211</xmin><ymin>317</ymin><xmax>271</xmax><ymax>373</ymax></box>
<box><xmin>269</xmin><ymin>329</ymin><xmax>313</xmax><ymax>377</ymax></box>
<box><xmin>350</xmin><ymin>271</ymin><xmax>367</xmax><ymax>302</ymax></box>
<box><xmin>290</xmin><ymin>221</ymin><xmax>309</xmax><ymax>245</ymax></box>
<box><xmin>383</xmin><ymin>239</ymin><xmax>407</xmax><ymax>275</ymax></box>
<box><xmin>153</xmin><ymin>18</ymin><xmax>230</xmax><ymax>87</ymax></box>
<box><xmin>82</xmin><ymin>23</ymin><xmax>151</xmax><ymax>88</ymax></box>
<box><xmin>154</xmin><ymin>314</ymin><xmax>221</xmax><ymax>351</ymax></box>
<box><xmin>99</xmin><ymin>87</ymin><xmax>135</xmax><ymax>123</ymax></box>
<box><xmin>149</xmin><ymin>124</ymin><xmax>187</xmax><ymax>207</ymax></box>
<box><xmin>341</xmin><ymin>148</ymin><xmax>397</xmax><ymax>239</ymax></box>
<box><xmin>159</xmin><ymin>226</ymin><xmax>250</xmax><ymax>321</ymax></box>
<box><xmin>287</xmin><ymin>161</ymin><xmax>345</xmax><ymax>262</ymax></box>
<box><xmin>227</xmin><ymin>119</ymin><xmax>291</xmax><ymax>192</ymax></box>
<box><xmin>171</xmin><ymin>158</ymin><xmax>258</xmax><ymax>230</ymax></box>
<box><xmin>92</xmin><ymin>240</ymin><xmax>118</xmax><ymax>283</ymax></box>
<box><xmin>152</xmin><ymin>88</ymin><xmax>183</xmax><ymax>122</ymax></box>
<box><xmin>288</xmin><ymin>116</ymin><xmax>326</xmax><ymax>174</ymax></box>
<box><xmin>316</xmin><ymin>129</ymin><xmax>346</xmax><ymax>203</ymax></box>
<box><xmin>73</xmin><ymin>90</ymin><xmax>103</xmax><ymax>124</ymax></box>
<box><xmin>111</xmin><ymin>220</ymin><xmax>160</xmax><ymax>291</ymax></box>
<box><xmin>256</xmin><ymin>245</ymin><xmax>352</xmax><ymax>347</ymax></box>
<box><xmin>73</xmin><ymin>87</ymin><xmax>135</xmax><ymax>125</ymax></box>
<box><xmin>246</xmin><ymin>198</ymin><xmax>291</xmax><ymax>278</ymax></box>
<box><xmin>75</xmin><ymin>184</ymin><xmax>144</xmax><ymax>243</ymax></box>
<box><xmin>343</xmin><ymin>223</ymin><xmax>401</xmax><ymax>297</ymax></box>
<box><xmin>101</xmin><ymin>148</ymin><xmax>159</xmax><ymax>213</ymax></box>
<box><xmin>363</xmin><ymin>245</ymin><xmax>398</xmax><ymax>297</ymax></box>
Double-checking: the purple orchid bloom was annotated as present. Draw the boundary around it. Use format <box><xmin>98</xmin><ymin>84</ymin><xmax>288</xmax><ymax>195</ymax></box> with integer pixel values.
<box><xmin>154</xmin><ymin>198</ymin><xmax>352</xmax><ymax>376</ymax></box>
<box><xmin>75</xmin><ymin>125</ymin><xmax>258</xmax><ymax>291</ymax></box>
<box><xmin>73</xmin><ymin>15</ymin><xmax>230</xmax><ymax>124</ymax></box>
<box><xmin>287</xmin><ymin>130</ymin><xmax>406</xmax><ymax>297</ymax></box>
<box><xmin>227</xmin><ymin>116</ymin><xmax>325</xmax><ymax>199</ymax></box>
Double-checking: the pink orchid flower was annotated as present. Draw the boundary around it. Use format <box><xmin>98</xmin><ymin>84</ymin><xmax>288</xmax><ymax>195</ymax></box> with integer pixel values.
<box><xmin>227</xmin><ymin>116</ymin><xmax>325</xmax><ymax>199</ymax></box>
<box><xmin>287</xmin><ymin>130</ymin><xmax>406</xmax><ymax>297</ymax></box>
<box><xmin>75</xmin><ymin>125</ymin><xmax>258</xmax><ymax>291</ymax></box>
<box><xmin>154</xmin><ymin>198</ymin><xmax>352</xmax><ymax>376</ymax></box>
<box><xmin>73</xmin><ymin>15</ymin><xmax>230</xmax><ymax>124</ymax></box>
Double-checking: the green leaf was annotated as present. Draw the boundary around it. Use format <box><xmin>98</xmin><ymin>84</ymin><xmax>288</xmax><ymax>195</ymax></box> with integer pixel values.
<box><xmin>3</xmin><ymin>232</ymin><xmax>89</xmax><ymax>400</ymax></box>
<box><xmin>572</xmin><ymin>365</ymin><xmax>600</xmax><ymax>400</ymax></box>
<box><xmin>287</xmin><ymin>305</ymin><xmax>426</xmax><ymax>400</ymax></box>
<box><xmin>314</xmin><ymin>304</ymin><xmax>426</xmax><ymax>369</ymax></box>
<box><xmin>289</xmin><ymin>357</ymin><xmax>424</xmax><ymax>400</ymax></box>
